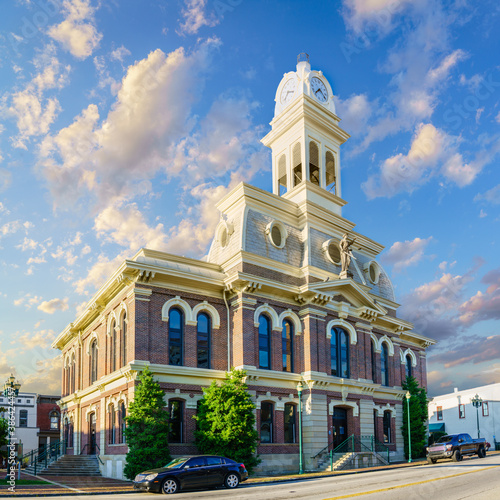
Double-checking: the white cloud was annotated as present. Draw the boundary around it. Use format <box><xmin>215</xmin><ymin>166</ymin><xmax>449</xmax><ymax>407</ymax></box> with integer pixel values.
<box><xmin>178</xmin><ymin>0</ymin><xmax>219</xmax><ymax>35</ymax></box>
<box><xmin>426</xmin><ymin>50</ymin><xmax>468</xmax><ymax>83</ymax></box>
<box><xmin>14</xmin><ymin>294</ymin><xmax>42</xmax><ymax>309</ymax></box>
<box><xmin>51</xmin><ymin>246</ymin><xmax>78</xmax><ymax>266</ymax></box>
<box><xmin>0</xmin><ymin>202</ymin><xmax>10</xmax><ymax>215</ymax></box>
<box><xmin>9</xmin><ymin>90</ymin><xmax>60</xmax><ymax>148</ymax></box>
<box><xmin>0</xmin><ymin>169</ymin><xmax>12</xmax><ymax>192</ymax></box>
<box><xmin>496</xmin><ymin>110</ymin><xmax>500</xmax><ymax>124</ymax></box>
<box><xmin>19</xmin><ymin>356</ymin><xmax>62</xmax><ymax>394</ymax></box>
<box><xmin>27</xmin><ymin>256</ymin><xmax>47</xmax><ymax>265</ymax></box>
<box><xmin>363</xmin><ymin>123</ymin><xmax>498</xmax><ymax>198</ymax></box>
<box><xmin>110</xmin><ymin>45</ymin><xmax>131</xmax><ymax>62</ymax></box>
<box><xmin>39</xmin><ymin>39</ymin><xmax>221</xmax><ymax>209</ymax></box>
<box><xmin>0</xmin><ymin>220</ymin><xmax>33</xmax><ymax>239</ymax></box>
<box><xmin>37</xmin><ymin>297</ymin><xmax>69</xmax><ymax>314</ymax></box>
<box><xmin>342</xmin><ymin>0</ymin><xmax>411</xmax><ymax>34</ymax></box>
<box><xmin>48</xmin><ymin>0</ymin><xmax>102</xmax><ymax>59</ymax></box>
<box><xmin>333</xmin><ymin>94</ymin><xmax>374</xmax><ymax>135</ymax></box>
<box><xmin>94</xmin><ymin>203</ymin><xmax>168</xmax><ymax>252</ymax></box>
<box><xmin>475</xmin><ymin>184</ymin><xmax>500</xmax><ymax>205</ymax></box>
<box><xmin>381</xmin><ymin>236</ymin><xmax>432</xmax><ymax>273</ymax></box>
<box><xmin>74</xmin><ymin>251</ymin><xmax>126</xmax><ymax>294</ymax></box>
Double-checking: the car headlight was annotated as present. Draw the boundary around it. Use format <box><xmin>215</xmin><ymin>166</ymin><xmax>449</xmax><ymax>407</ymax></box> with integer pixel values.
<box><xmin>145</xmin><ymin>473</ymin><xmax>158</xmax><ymax>481</ymax></box>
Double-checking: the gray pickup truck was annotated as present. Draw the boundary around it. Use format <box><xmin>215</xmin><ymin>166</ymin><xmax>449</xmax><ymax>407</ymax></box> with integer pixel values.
<box><xmin>427</xmin><ymin>433</ymin><xmax>486</xmax><ymax>463</ymax></box>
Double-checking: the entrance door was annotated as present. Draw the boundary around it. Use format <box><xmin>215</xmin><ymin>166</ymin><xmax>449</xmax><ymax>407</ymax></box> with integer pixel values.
<box><xmin>332</xmin><ymin>407</ymin><xmax>348</xmax><ymax>449</ymax></box>
<box><xmin>89</xmin><ymin>413</ymin><xmax>97</xmax><ymax>454</ymax></box>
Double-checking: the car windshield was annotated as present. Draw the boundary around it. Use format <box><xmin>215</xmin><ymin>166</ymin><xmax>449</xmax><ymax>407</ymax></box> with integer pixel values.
<box><xmin>437</xmin><ymin>436</ymin><xmax>453</xmax><ymax>443</ymax></box>
<box><xmin>164</xmin><ymin>458</ymin><xmax>189</xmax><ymax>469</ymax></box>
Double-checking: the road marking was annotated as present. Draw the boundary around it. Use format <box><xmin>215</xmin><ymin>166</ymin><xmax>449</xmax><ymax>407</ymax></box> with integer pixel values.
<box><xmin>322</xmin><ymin>465</ymin><xmax>500</xmax><ymax>500</ymax></box>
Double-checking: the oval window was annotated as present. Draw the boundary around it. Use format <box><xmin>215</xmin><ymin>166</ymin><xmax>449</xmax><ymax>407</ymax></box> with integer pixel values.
<box><xmin>323</xmin><ymin>239</ymin><xmax>341</xmax><ymax>265</ymax></box>
<box><xmin>266</xmin><ymin>220</ymin><xmax>287</xmax><ymax>249</ymax></box>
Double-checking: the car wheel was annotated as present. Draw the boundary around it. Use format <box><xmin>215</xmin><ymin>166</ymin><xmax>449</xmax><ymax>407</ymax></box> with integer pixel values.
<box><xmin>452</xmin><ymin>450</ymin><xmax>462</xmax><ymax>462</ymax></box>
<box><xmin>224</xmin><ymin>473</ymin><xmax>240</xmax><ymax>489</ymax></box>
<box><xmin>478</xmin><ymin>447</ymin><xmax>486</xmax><ymax>458</ymax></box>
<box><xmin>161</xmin><ymin>478</ymin><xmax>179</xmax><ymax>494</ymax></box>
<box><xmin>427</xmin><ymin>457</ymin><xmax>436</xmax><ymax>464</ymax></box>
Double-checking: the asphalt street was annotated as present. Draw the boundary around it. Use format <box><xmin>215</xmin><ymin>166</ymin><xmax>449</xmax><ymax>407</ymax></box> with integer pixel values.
<box><xmin>11</xmin><ymin>453</ymin><xmax>500</xmax><ymax>499</ymax></box>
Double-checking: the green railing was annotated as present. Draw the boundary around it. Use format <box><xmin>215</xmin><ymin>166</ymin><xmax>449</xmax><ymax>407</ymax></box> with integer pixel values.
<box><xmin>21</xmin><ymin>440</ymin><xmax>67</xmax><ymax>475</ymax></box>
<box><xmin>312</xmin><ymin>434</ymin><xmax>390</xmax><ymax>470</ymax></box>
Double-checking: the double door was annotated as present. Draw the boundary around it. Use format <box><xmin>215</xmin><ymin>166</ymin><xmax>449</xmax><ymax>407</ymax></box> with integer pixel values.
<box><xmin>332</xmin><ymin>407</ymin><xmax>348</xmax><ymax>449</ymax></box>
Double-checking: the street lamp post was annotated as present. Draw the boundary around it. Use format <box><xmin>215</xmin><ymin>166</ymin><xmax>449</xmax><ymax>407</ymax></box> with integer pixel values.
<box><xmin>297</xmin><ymin>381</ymin><xmax>304</xmax><ymax>474</ymax></box>
<box><xmin>406</xmin><ymin>391</ymin><xmax>412</xmax><ymax>463</ymax></box>
<box><xmin>471</xmin><ymin>394</ymin><xmax>483</xmax><ymax>439</ymax></box>
<box><xmin>3</xmin><ymin>375</ymin><xmax>21</xmax><ymax>477</ymax></box>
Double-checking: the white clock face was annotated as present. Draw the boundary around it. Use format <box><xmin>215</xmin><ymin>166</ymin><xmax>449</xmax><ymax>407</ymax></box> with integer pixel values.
<box><xmin>280</xmin><ymin>78</ymin><xmax>296</xmax><ymax>105</ymax></box>
<box><xmin>310</xmin><ymin>76</ymin><xmax>328</xmax><ymax>103</ymax></box>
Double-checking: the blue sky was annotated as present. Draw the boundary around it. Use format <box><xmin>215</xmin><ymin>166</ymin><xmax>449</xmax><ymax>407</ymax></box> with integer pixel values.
<box><xmin>0</xmin><ymin>0</ymin><xmax>499</xmax><ymax>397</ymax></box>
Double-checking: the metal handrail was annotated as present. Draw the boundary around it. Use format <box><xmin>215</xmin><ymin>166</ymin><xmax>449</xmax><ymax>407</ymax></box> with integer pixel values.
<box><xmin>27</xmin><ymin>440</ymin><xmax>67</xmax><ymax>475</ymax></box>
<box><xmin>312</xmin><ymin>434</ymin><xmax>391</xmax><ymax>464</ymax></box>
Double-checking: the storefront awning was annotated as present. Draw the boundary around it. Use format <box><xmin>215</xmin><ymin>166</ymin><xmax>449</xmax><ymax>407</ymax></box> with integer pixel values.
<box><xmin>429</xmin><ymin>423</ymin><xmax>445</xmax><ymax>432</ymax></box>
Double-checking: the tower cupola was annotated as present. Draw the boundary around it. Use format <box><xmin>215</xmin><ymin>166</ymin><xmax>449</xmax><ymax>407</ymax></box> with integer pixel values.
<box><xmin>261</xmin><ymin>54</ymin><xmax>350</xmax><ymax>216</ymax></box>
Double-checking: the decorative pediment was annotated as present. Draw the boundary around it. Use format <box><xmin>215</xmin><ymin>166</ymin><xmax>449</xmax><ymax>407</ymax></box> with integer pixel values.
<box><xmin>301</xmin><ymin>279</ymin><xmax>387</xmax><ymax>319</ymax></box>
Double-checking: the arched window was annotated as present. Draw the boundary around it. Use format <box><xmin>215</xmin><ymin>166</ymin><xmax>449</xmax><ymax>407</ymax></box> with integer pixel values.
<box><xmin>371</xmin><ymin>339</ymin><xmax>377</xmax><ymax>382</ymax></box>
<box><xmin>278</xmin><ymin>154</ymin><xmax>287</xmax><ymax>195</ymax></box>
<box><xmin>325</xmin><ymin>150</ymin><xmax>336</xmax><ymax>193</ymax></box>
<box><xmin>282</xmin><ymin>320</ymin><xmax>293</xmax><ymax>372</ymax></box>
<box><xmin>121</xmin><ymin>312</ymin><xmax>127</xmax><ymax>367</ymax></box>
<box><xmin>197</xmin><ymin>312</ymin><xmax>211</xmax><ymax>369</ymax></box>
<box><xmin>168</xmin><ymin>400</ymin><xmax>184</xmax><ymax>443</ymax></box>
<box><xmin>108</xmin><ymin>405</ymin><xmax>116</xmax><ymax>444</ymax></box>
<box><xmin>120</xmin><ymin>403</ymin><xmax>126</xmax><ymax>444</ymax></box>
<box><xmin>293</xmin><ymin>142</ymin><xmax>302</xmax><ymax>186</ymax></box>
<box><xmin>260</xmin><ymin>402</ymin><xmax>273</xmax><ymax>443</ymax></box>
<box><xmin>284</xmin><ymin>403</ymin><xmax>296</xmax><ymax>443</ymax></box>
<box><xmin>19</xmin><ymin>409</ymin><xmax>28</xmax><ymax>427</ymax></box>
<box><xmin>110</xmin><ymin>319</ymin><xmax>117</xmax><ymax>373</ymax></box>
<box><xmin>90</xmin><ymin>340</ymin><xmax>98</xmax><ymax>384</ymax></box>
<box><xmin>383</xmin><ymin>411</ymin><xmax>391</xmax><ymax>443</ymax></box>
<box><xmin>381</xmin><ymin>343</ymin><xmax>389</xmax><ymax>387</ymax></box>
<box><xmin>330</xmin><ymin>327</ymin><xmax>349</xmax><ymax>378</ymax></box>
<box><xmin>309</xmin><ymin>141</ymin><xmax>320</xmax><ymax>185</ymax></box>
<box><xmin>405</xmin><ymin>354</ymin><xmax>412</xmax><ymax>379</ymax></box>
<box><xmin>168</xmin><ymin>308</ymin><xmax>183</xmax><ymax>366</ymax></box>
<box><xmin>258</xmin><ymin>315</ymin><xmax>271</xmax><ymax>370</ymax></box>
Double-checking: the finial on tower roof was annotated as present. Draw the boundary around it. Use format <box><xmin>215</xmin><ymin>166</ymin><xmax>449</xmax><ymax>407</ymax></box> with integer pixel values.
<box><xmin>297</xmin><ymin>52</ymin><xmax>309</xmax><ymax>64</ymax></box>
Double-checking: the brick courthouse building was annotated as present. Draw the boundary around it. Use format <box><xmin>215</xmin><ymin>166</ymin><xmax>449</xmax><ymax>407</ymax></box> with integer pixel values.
<box><xmin>53</xmin><ymin>55</ymin><xmax>435</xmax><ymax>478</ymax></box>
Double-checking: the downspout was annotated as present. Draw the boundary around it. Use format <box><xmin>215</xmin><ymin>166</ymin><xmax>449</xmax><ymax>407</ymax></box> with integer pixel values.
<box><xmin>223</xmin><ymin>289</ymin><xmax>231</xmax><ymax>371</ymax></box>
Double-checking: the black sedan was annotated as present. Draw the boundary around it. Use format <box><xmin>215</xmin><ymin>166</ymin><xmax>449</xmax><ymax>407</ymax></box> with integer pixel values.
<box><xmin>133</xmin><ymin>455</ymin><xmax>248</xmax><ymax>494</ymax></box>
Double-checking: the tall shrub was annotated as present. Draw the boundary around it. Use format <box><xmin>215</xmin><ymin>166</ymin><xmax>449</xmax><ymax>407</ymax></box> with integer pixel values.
<box><xmin>123</xmin><ymin>367</ymin><xmax>171</xmax><ymax>479</ymax></box>
<box><xmin>401</xmin><ymin>376</ymin><xmax>428</xmax><ymax>459</ymax></box>
<box><xmin>194</xmin><ymin>369</ymin><xmax>260</xmax><ymax>473</ymax></box>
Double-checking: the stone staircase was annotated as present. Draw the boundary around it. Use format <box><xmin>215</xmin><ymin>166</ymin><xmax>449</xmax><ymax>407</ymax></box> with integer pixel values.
<box><xmin>25</xmin><ymin>455</ymin><xmax>101</xmax><ymax>476</ymax></box>
<box><xmin>316</xmin><ymin>451</ymin><xmax>389</xmax><ymax>472</ymax></box>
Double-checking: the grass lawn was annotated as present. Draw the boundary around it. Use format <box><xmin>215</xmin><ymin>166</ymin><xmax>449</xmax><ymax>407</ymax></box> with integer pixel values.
<box><xmin>0</xmin><ymin>479</ymin><xmax>50</xmax><ymax>485</ymax></box>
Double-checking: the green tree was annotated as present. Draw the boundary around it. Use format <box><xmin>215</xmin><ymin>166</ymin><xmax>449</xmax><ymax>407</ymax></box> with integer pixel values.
<box><xmin>401</xmin><ymin>376</ymin><xmax>428</xmax><ymax>459</ymax></box>
<box><xmin>123</xmin><ymin>367</ymin><xmax>171</xmax><ymax>480</ymax></box>
<box><xmin>194</xmin><ymin>369</ymin><xmax>260</xmax><ymax>473</ymax></box>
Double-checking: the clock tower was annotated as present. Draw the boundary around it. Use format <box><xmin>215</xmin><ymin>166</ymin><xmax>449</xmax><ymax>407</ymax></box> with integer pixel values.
<box><xmin>261</xmin><ymin>53</ymin><xmax>350</xmax><ymax>216</ymax></box>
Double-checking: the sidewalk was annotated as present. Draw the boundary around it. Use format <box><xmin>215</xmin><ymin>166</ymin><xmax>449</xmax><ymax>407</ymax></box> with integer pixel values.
<box><xmin>1</xmin><ymin>451</ymin><xmax>498</xmax><ymax>497</ymax></box>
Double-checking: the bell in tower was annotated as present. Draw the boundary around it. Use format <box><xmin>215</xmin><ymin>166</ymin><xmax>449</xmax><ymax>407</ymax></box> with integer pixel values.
<box><xmin>261</xmin><ymin>54</ymin><xmax>350</xmax><ymax>216</ymax></box>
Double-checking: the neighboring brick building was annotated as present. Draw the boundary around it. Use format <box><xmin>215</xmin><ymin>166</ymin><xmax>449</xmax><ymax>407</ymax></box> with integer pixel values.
<box><xmin>52</xmin><ymin>55</ymin><xmax>435</xmax><ymax>479</ymax></box>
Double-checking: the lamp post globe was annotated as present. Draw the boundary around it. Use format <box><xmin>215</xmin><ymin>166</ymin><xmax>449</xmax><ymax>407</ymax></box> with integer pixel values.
<box><xmin>471</xmin><ymin>394</ymin><xmax>482</xmax><ymax>439</ymax></box>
